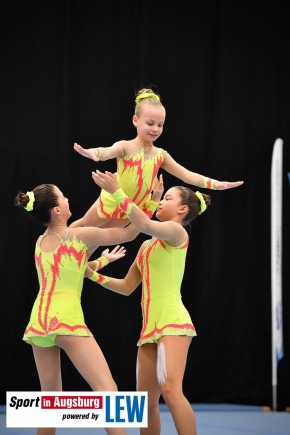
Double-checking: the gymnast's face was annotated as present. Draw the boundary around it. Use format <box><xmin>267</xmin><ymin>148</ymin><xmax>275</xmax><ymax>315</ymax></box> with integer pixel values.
<box><xmin>155</xmin><ymin>187</ymin><xmax>183</xmax><ymax>222</ymax></box>
<box><xmin>133</xmin><ymin>105</ymin><xmax>165</xmax><ymax>143</ymax></box>
<box><xmin>53</xmin><ymin>186</ymin><xmax>71</xmax><ymax>220</ymax></box>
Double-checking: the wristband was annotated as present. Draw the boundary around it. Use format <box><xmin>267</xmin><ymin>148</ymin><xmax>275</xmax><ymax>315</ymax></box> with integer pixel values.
<box><xmin>89</xmin><ymin>271</ymin><xmax>110</xmax><ymax>286</ymax></box>
<box><xmin>112</xmin><ymin>189</ymin><xmax>135</xmax><ymax>216</ymax></box>
<box><xmin>92</xmin><ymin>256</ymin><xmax>109</xmax><ymax>271</ymax></box>
<box><xmin>204</xmin><ymin>177</ymin><xmax>217</xmax><ymax>190</ymax></box>
<box><xmin>143</xmin><ymin>200</ymin><xmax>159</xmax><ymax>218</ymax></box>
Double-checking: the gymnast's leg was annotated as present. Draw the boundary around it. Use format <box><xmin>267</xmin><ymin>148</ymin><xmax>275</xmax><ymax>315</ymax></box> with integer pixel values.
<box><xmin>158</xmin><ymin>336</ymin><xmax>196</xmax><ymax>435</ymax></box>
<box><xmin>32</xmin><ymin>343</ymin><xmax>62</xmax><ymax>435</ymax></box>
<box><xmin>55</xmin><ymin>335</ymin><xmax>127</xmax><ymax>435</ymax></box>
<box><xmin>137</xmin><ymin>343</ymin><xmax>161</xmax><ymax>435</ymax></box>
<box><xmin>69</xmin><ymin>200</ymin><xmax>110</xmax><ymax>228</ymax></box>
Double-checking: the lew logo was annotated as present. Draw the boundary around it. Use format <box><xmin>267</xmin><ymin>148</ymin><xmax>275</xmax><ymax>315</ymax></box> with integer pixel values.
<box><xmin>6</xmin><ymin>391</ymin><xmax>148</xmax><ymax>428</ymax></box>
<box><xmin>105</xmin><ymin>395</ymin><xmax>146</xmax><ymax>423</ymax></box>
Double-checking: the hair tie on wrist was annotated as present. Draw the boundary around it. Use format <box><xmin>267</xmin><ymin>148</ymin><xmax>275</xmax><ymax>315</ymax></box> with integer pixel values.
<box><xmin>24</xmin><ymin>191</ymin><xmax>35</xmax><ymax>211</ymax></box>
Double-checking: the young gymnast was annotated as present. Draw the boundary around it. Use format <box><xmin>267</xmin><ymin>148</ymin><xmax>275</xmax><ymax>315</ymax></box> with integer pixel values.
<box><xmin>70</xmin><ymin>87</ymin><xmax>243</xmax><ymax>229</ymax></box>
<box><xmin>14</xmin><ymin>178</ymin><xmax>163</xmax><ymax>435</ymax></box>
<box><xmin>86</xmin><ymin>169</ymin><xmax>212</xmax><ymax>435</ymax></box>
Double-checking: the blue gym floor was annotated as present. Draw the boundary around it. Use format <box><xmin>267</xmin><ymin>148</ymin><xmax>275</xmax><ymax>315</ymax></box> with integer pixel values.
<box><xmin>1</xmin><ymin>404</ymin><xmax>290</xmax><ymax>434</ymax></box>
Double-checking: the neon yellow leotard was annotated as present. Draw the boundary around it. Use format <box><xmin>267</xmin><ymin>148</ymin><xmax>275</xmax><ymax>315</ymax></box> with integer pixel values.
<box><xmin>136</xmin><ymin>236</ymin><xmax>196</xmax><ymax>346</ymax></box>
<box><xmin>23</xmin><ymin>234</ymin><xmax>92</xmax><ymax>345</ymax></box>
<box><xmin>96</xmin><ymin>147</ymin><xmax>164</xmax><ymax>219</ymax></box>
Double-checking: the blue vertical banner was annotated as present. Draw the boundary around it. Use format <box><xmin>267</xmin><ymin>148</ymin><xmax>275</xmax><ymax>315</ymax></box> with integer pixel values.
<box><xmin>271</xmin><ymin>138</ymin><xmax>284</xmax><ymax>411</ymax></box>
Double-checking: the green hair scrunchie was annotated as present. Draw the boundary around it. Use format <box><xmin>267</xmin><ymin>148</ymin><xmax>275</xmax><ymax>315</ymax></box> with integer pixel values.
<box><xmin>195</xmin><ymin>191</ymin><xmax>206</xmax><ymax>215</ymax></box>
<box><xmin>135</xmin><ymin>92</ymin><xmax>160</xmax><ymax>104</ymax></box>
<box><xmin>24</xmin><ymin>191</ymin><xmax>35</xmax><ymax>211</ymax></box>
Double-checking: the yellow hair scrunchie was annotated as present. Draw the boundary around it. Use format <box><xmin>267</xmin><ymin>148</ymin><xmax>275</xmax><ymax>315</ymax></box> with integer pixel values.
<box><xmin>195</xmin><ymin>191</ymin><xmax>206</xmax><ymax>215</ymax></box>
<box><xmin>135</xmin><ymin>92</ymin><xmax>160</xmax><ymax>104</ymax></box>
<box><xmin>24</xmin><ymin>191</ymin><xmax>35</xmax><ymax>212</ymax></box>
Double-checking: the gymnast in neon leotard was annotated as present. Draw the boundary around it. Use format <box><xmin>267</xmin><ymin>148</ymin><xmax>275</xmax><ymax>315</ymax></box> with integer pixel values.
<box><xmin>70</xmin><ymin>87</ymin><xmax>243</xmax><ymax>229</ymax></box>
<box><xmin>96</xmin><ymin>145</ymin><xmax>164</xmax><ymax>220</ymax></box>
<box><xmin>87</xmin><ymin>170</ymin><xmax>212</xmax><ymax>435</ymax></box>
<box><xmin>135</xmin><ymin>234</ymin><xmax>196</xmax><ymax>346</ymax></box>
<box><xmin>24</xmin><ymin>231</ymin><xmax>109</xmax><ymax>347</ymax></box>
<box><xmin>15</xmin><ymin>181</ymin><xmax>163</xmax><ymax>435</ymax></box>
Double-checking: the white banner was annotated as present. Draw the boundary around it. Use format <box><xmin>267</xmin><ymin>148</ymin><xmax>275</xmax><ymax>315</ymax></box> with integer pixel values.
<box><xmin>271</xmin><ymin>138</ymin><xmax>284</xmax><ymax>410</ymax></box>
<box><xmin>6</xmin><ymin>391</ymin><xmax>148</xmax><ymax>428</ymax></box>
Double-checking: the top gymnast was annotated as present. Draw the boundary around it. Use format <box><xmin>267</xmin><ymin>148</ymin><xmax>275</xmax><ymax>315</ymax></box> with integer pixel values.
<box><xmin>71</xmin><ymin>87</ymin><xmax>243</xmax><ymax>229</ymax></box>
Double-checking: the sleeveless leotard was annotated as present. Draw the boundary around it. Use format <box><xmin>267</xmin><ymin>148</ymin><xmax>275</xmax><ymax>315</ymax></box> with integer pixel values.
<box><xmin>23</xmin><ymin>234</ymin><xmax>92</xmax><ymax>344</ymax></box>
<box><xmin>97</xmin><ymin>147</ymin><xmax>164</xmax><ymax>219</ymax></box>
<box><xmin>136</xmin><ymin>236</ymin><xmax>196</xmax><ymax>346</ymax></box>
